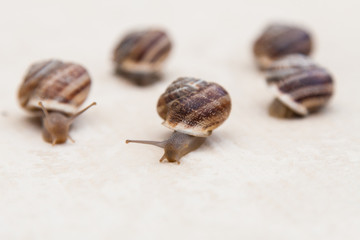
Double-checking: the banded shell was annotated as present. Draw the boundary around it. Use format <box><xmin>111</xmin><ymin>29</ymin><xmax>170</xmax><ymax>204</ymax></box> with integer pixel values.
<box><xmin>18</xmin><ymin>59</ymin><xmax>91</xmax><ymax>115</ymax></box>
<box><xmin>253</xmin><ymin>24</ymin><xmax>313</xmax><ymax>69</ymax></box>
<box><xmin>157</xmin><ymin>77</ymin><xmax>231</xmax><ymax>137</ymax></box>
<box><xmin>270</xmin><ymin>66</ymin><xmax>334</xmax><ymax>116</ymax></box>
<box><xmin>266</xmin><ymin>54</ymin><xmax>317</xmax><ymax>84</ymax></box>
<box><xmin>113</xmin><ymin>29</ymin><xmax>172</xmax><ymax>86</ymax></box>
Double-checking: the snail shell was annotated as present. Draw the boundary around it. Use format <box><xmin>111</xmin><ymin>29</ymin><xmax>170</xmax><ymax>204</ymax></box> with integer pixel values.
<box><xmin>266</xmin><ymin>54</ymin><xmax>317</xmax><ymax>84</ymax></box>
<box><xmin>113</xmin><ymin>29</ymin><xmax>172</xmax><ymax>85</ymax></box>
<box><xmin>18</xmin><ymin>59</ymin><xmax>91</xmax><ymax>115</ymax></box>
<box><xmin>253</xmin><ymin>24</ymin><xmax>313</xmax><ymax>69</ymax></box>
<box><xmin>157</xmin><ymin>77</ymin><xmax>231</xmax><ymax>137</ymax></box>
<box><xmin>270</xmin><ymin>66</ymin><xmax>334</xmax><ymax>116</ymax></box>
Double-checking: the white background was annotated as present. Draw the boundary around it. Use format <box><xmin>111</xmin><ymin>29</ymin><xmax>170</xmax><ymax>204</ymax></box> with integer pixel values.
<box><xmin>0</xmin><ymin>0</ymin><xmax>360</xmax><ymax>239</ymax></box>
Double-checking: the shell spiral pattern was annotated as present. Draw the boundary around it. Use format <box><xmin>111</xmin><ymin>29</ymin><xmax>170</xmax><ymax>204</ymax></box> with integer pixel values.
<box><xmin>253</xmin><ymin>24</ymin><xmax>313</xmax><ymax>69</ymax></box>
<box><xmin>157</xmin><ymin>77</ymin><xmax>231</xmax><ymax>137</ymax></box>
<box><xmin>113</xmin><ymin>29</ymin><xmax>172</xmax><ymax>85</ymax></box>
<box><xmin>18</xmin><ymin>60</ymin><xmax>91</xmax><ymax>115</ymax></box>
<box><xmin>270</xmin><ymin>66</ymin><xmax>334</xmax><ymax>116</ymax></box>
<box><xmin>266</xmin><ymin>54</ymin><xmax>317</xmax><ymax>84</ymax></box>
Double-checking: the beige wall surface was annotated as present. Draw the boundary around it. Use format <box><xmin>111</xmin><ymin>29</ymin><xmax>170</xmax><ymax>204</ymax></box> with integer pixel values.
<box><xmin>0</xmin><ymin>0</ymin><xmax>359</xmax><ymax>239</ymax></box>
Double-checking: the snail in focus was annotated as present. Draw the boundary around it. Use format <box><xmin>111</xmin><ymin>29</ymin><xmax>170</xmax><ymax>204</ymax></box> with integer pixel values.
<box><xmin>18</xmin><ymin>59</ymin><xmax>96</xmax><ymax>145</ymax></box>
<box><xmin>253</xmin><ymin>23</ymin><xmax>313</xmax><ymax>70</ymax></box>
<box><xmin>113</xmin><ymin>29</ymin><xmax>172</xmax><ymax>86</ymax></box>
<box><xmin>126</xmin><ymin>77</ymin><xmax>231</xmax><ymax>164</ymax></box>
<box><xmin>266</xmin><ymin>55</ymin><xmax>334</xmax><ymax>118</ymax></box>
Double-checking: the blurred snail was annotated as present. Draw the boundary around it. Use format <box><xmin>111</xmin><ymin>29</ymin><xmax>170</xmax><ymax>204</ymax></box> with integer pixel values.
<box><xmin>113</xmin><ymin>29</ymin><xmax>172</xmax><ymax>86</ymax></box>
<box><xmin>266</xmin><ymin>54</ymin><xmax>317</xmax><ymax>84</ymax></box>
<box><xmin>266</xmin><ymin>55</ymin><xmax>334</xmax><ymax>118</ymax></box>
<box><xmin>126</xmin><ymin>77</ymin><xmax>231</xmax><ymax>164</ymax></box>
<box><xmin>18</xmin><ymin>59</ymin><xmax>96</xmax><ymax>145</ymax></box>
<box><xmin>253</xmin><ymin>23</ymin><xmax>313</xmax><ymax>70</ymax></box>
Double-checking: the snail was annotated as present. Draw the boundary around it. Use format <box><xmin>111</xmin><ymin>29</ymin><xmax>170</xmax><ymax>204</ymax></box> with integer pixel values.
<box><xmin>126</xmin><ymin>77</ymin><xmax>231</xmax><ymax>164</ymax></box>
<box><xmin>113</xmin><ymin>29</ymin><xmax>172</xmax><ymax>86</ymax></box>
<box><xmin>266</xmin><ymin>54</ymin><xmax>317</xmax><ymax>84</ymax></box>
<box><xmin>253</xmin><ymin>23</ymin><xmax>313</xmax><ymax>70</ymax></box>
<box><xmin>18</xmin><ymin>59</ymin><xmax>96</xmax><ymax>145</ymax></box>
<box><xmin>266</xmin><ymin>55</ymin><xmax>334</xmax><ymax>118</ymax></box>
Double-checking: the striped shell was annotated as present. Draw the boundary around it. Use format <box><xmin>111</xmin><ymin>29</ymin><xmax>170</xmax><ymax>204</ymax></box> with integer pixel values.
<box><xmin>113</xmin><ymin>29</ymin><xmax>172</xmax><ymax>85</ymax></box>
<box><xmin>18</xmin><ymin>60</ymin><xmax>91</xmax><ymax>115</ymax></box>
<box><xmin>266</xmin><ymin>54</ymin><xmax>317</xmax><ymax>84</ymax></box>
<box><xmin>157</xmin><ymin>77</ymin><xmax>231</xmax><ymax>137</ymax></box>
<box><xmin>253</xmin><ymin>24</ymin><xmax>313</xmax><ymax>69</ymax></box>
<box><xmin>270</xmin><ymin>66</ymin><xmax>334</xmax><ymax>116</ymax></box>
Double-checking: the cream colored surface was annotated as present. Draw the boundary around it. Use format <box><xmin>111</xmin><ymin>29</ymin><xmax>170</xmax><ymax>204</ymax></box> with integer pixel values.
<box><xmin>1</xmin><ymin>0</ymin><xmax>360</xmax><ymax>239</ymax></box>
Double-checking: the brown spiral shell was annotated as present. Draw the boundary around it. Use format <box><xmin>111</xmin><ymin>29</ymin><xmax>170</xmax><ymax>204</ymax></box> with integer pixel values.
<box><xmin>113</xmin><ymin>29</ymin><xmax>172</xmax><ymax>85</ymax></box>
<box><xmin>269</xmin><ymin>64</ymin><xmax>334</xmax><ymax>116</ymax></box>
<box><xmin>253</xmin><ymin>24</ymin><xmax>313</xmax><ymax>69</ymax></box>
<box><xmin>157</xmin><ymin>77</ymin><xmax>231</xmax><ymax>137</ymax></box>
<box><xmin>266</xmin><ymin>54</ymin><xmax>317</xmax><ymax>84</ymax></box>
<box><xmin>18</xmin><ymin>59</ymin><xmax>91</xmax><ymax>115</ymax></box>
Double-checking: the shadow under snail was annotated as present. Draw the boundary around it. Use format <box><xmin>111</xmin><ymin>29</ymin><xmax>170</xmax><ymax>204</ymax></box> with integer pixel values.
<box><xmin>113</xmin><ymin>29</ymin><xmax>172</xmax><ymax>86</ymax></box>
<box><xmin>266</xmin><ymin>54</ymin><xmax>334</xmax><ymax>118</ymax></box>
<box><xmin>18</xmin><ymin>59</ymin><xmax>96</xmax><ymax>145</ymax></box>
<box><xmin>126</xmin><ymin>77</ymin><xmax>232</xmax><ymax>164</ymax></box>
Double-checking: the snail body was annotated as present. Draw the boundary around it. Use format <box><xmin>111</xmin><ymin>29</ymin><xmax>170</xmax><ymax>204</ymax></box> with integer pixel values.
<box><xmin>126</xmin><ymin>77</ymin><xmax>231</xmax><ymax>163</ymax></box>
<box><xmin>266</xmin><ymin>55</ymin><xmax>334</xmax><ymax>118</ymax></box>
<box><xmin>126</xmin><ymin>132</ymin><xmax>206</xmax><ymax>163</ymax></box>
<box><xmin>253</xmin><ymin>24</ymin><xmax>313</xmax><ymax>70</ymax></box>
<box><xmin>113</xmin><ymin>29</ymin><xmax>172</xmax><ymax>86</ymax></box>
<box><xmin>18</xmin><ymin>59</ymin><xmax>96</xmax><ymax>144</ymax></box>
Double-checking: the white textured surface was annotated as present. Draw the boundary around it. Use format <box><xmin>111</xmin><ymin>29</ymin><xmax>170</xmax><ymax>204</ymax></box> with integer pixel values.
<box><xmin>1</xmin><ymin>0</ymin><xmax>360</xmax><ymax>239</ymax></box>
